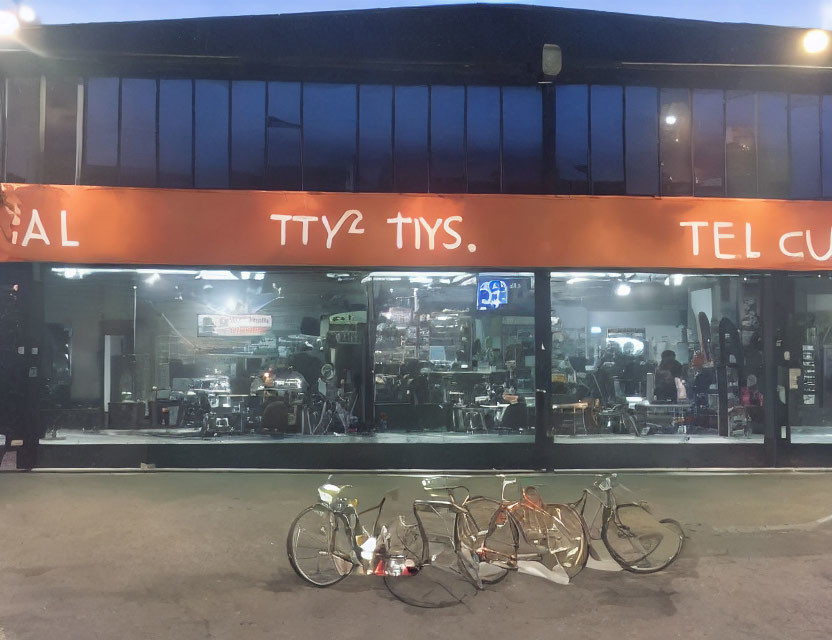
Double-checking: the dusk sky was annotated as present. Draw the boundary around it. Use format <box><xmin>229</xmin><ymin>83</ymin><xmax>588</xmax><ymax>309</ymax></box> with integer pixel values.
<box><xmin>8</xmin><ymin>0</ymin><xmax>832</xmax><ymax>29</ymax></box>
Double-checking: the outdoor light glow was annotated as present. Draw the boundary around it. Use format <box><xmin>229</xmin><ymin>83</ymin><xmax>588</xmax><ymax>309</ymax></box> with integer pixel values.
<box><xmin>615</xmin><ymin>283</ymin><xmax>631</xmax><ymax>296</ymax></box>
<box><xmin>664</xmin><ymin>114</ymin><xmax>677</xmax><ymax>125</ymax></box>
<box><xmin>804</xmin><ymin>29</ymin><xmax>829</xmax><ymax>53</ymax></box>
<box><xmin>17</xmin><ymin>5</ymin><xmax>36</xmax><ymax>23</ymax></box>
<box><xmin>672</xmin><ymin>274</ymin><xmax>685</xmax><ymax>286</ymax></box>
<box><xmin>590</xmin><ymin>326</ymin><xmax>602</xmax><ymax>334</ymax></box>
<box><xmin>144</xmin><ymin>272</ymin><xmax>161</xmax><ymax>285</ymax></box>
<box><xmin>0</xmin><ymin>10</ymin><xmax>20</xmax><ymax>35</ymax></box>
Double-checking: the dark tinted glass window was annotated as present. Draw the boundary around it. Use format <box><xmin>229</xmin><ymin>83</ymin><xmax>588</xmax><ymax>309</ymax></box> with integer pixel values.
<box><xmin>466</xmin><ymin>86</ymin><xmax>501</xmax><ymax>193</ymax></box>
<box><xmin>659</xmin><ymin>88</ymin><xmax>692</xmax><ymax>195</ymax></box>
<box><xmin>789</xmin><ymin>94</ymin><xmax>821</xmax><ymax>199</ymax></box>
<box><xmin>119</xmin><ymin>79</ymin><xmax>157</xmax><ymax>187</ymax></box>
<box><xmin>358</xmin><ymin>85</ymin><xmax>393</xmax><ymax>192</ymax></box>
<box><xmin>266</xmin><ymin>82</ymin><xmax>302</xmax><ymax>190</ymax></box>
<box><xmin>394</xmin><ymin>86</ymin><xmax>429</xmax><ymax>192</ymax></box>
<box><xmin>6</xmin><ymin>77</ymin><xmax>40</xmax><ymax>183</ymax></box>
<box><xmin>304</xmin><ymin>83</ymin><xmax>357</xmax><ymax>191</ymax></box>
<box><xmin>158</xmin><ymin>80</ymin><xmax>193</xmax><ymax>188</ymax></box>
<box><xmin>83</xmin><ymin>78</ymin><xmax>119</xmax><ymax>186</ymax></box>
<box><xmin>725</xmin><ymin>91</ymin><xmax>757</xmax><ymax>197</ymax></box>
<box><xmin>624</xmin><ymin>86</ymin><xmax>658</xmax><ymax>195</ymax></box>
<box><xmin>590</xmin><ymin>85</ymin><xmax>624</xmax><ymax>194</ymax></box>
<box><xmin>556</xmin><ymin>85</ymin><xmax>588</xmax><ymax>193</ymax></box>
<box><xmin>692</xmin><ymin>89</ymin><xmax>724</xmax><ymax>197</ymax></box>
<box><xmin>757</xmin><ymin>93</ymin><xmax>789</xmax><ymax>198</ymax></box>
<box><xmin>502</xmin><ymin>87</ymin><xmax>542</xmax><ymax>193</ymax></box>
<box><xmin>430</xmin><ymin>85</ymin><xmax>465</xmax><ymax>193</ymax></box>
<box><xmin>194</xmin><ymin>80</ymin><xmax>229</xmax><ymax>188</ymax></box>
<box><xmin>230</xmin><ymin>81</ymin><xmax>266</xmax><ymax>189</ymax></box>
<box><xmin>823</xmin><ymin>96</ymin><xmax>832</xmax><ymax>197</ymax></box>
<box><xmin>44</xmin><ymin>78</ymin><xmax>78</xmax><ymax>185</ymax></box>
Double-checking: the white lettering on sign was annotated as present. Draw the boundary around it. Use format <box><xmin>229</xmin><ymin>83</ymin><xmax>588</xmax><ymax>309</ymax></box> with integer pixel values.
<box><xmin>61</xmin><ymin>210</ymin><xmax>79</xmax><ymax>247</ymax></box>
<box><xmin>779</xmin><ymin>231</ymin><xmax>804</xmax><ymax>258</ymax></box>
<box><xmin>805</xmin><ymin>229</ymin><xmax>832</xmax><ymax>261</ymax></box>
<box><xmin>713</xmin><ymin>222</ymin><xmax>736</xmax><ymax>260</ymax></box>
<box><xmin>321</xmin><ymin>209</ymin><xmax>365</xmax><ymax>248</ymax></box>
<box><xmin>21</xmin><ymin>209</ymin><xmax>50</xmax><ymax>247</ymax></box>
<box><xmin>679</xmin><ymin>221</ymin><xmax>708</xmax><ymax>256</ymax></box>
<box><xmin>745</xmin><ymin>222</ymin><xmax>760</xmax><ymax>259</ymax></box>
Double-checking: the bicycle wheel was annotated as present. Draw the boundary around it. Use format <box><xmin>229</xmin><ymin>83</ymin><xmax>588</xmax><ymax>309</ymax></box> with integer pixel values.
<box><xmin>384</xmin><ymin>519</ymin><xmax>476</xmax><ymax>608</ymax></box>
<box><xmin>602</xmin><ymin>504</ymin><xmax>684</xmax><ymax>574</ymax></box>
<box><xmin>463</xmin><ymin>497</ymin><xmax>513</xmax><ymax>583</ymax></box>
<box><xmin>538</xmin><ymin>503</ymin><xmax>589</xmax><ymax>578</ymax></box>
<box><xmin>286</xmin><ymin>504</ymin><xmax>354</xmax><ymax>586</ymax></box>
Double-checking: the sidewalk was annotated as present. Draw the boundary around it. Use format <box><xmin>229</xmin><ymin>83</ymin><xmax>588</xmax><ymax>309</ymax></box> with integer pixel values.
<box><xmin>0</xmin><ymin>470</ymin><xmax>830</xmax><ymax>640</ymax></box>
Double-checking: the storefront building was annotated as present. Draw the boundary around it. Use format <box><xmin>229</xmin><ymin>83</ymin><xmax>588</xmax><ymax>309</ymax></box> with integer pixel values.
<box><xmin>1</xmin><ymin>5</ymin><xmax>832</xmax><ymax>469</ymax></box>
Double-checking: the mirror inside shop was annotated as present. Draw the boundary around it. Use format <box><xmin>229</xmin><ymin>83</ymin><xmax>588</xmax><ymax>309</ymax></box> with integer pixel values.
<box><xmin>38</xmin><ymin>268</ymin><xmax>762</xmax><ymax>444</ymax></box>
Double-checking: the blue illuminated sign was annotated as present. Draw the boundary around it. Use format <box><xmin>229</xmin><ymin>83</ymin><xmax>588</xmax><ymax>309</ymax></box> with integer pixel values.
<box><xmin>478</xmin><ymin>279</ymin><xmax>508</xmax><ymax>310</ymax></box>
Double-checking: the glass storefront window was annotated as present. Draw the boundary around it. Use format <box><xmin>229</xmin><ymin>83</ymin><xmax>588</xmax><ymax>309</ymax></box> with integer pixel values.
<box><xmin>194</xmin><ymin>80</ymin><xmax>230</xmax><ymax>189</ymax></box>
<box><xmin>83</xmin><ymin>77</ymin><xmax>120</xmax><ymax>186</ymax></box>
<box><xmin>757</xmin><ymin>92</ymin><xmax>789</xmax><ymax>199</ymax></box>
<box><xmin>230</xmin><ymin>81</ymin><xmax>266</xmax><ymax>189</ymax></box>
<box><xmin>550</xmin><ymin>272</ymin><xmax>762</xmax><ymax>442</ymax></box>
<box><xmin>44</xmin><ymin>77</ymin><xmax>79</xmax><ymax>185</ymax></box>
<box><xmin>369</xmin><ymin>272</ymin><xmax>535</xmax><ymax>439</ymax></box>
<box><xmin>466</xmin><ymin>86</ymin><xmax>501</xmax><ymax>193</ymax></box>
<box><xmin>784</xmin><ymin>275</ymin><xmax>832</xmax><ymax>444</ymax></box>
<box><xmin>394</xmin><ymin>85</ymin><xmax>429</xmax><ymax>193</ymax></box>
<box><xmin>590</xmin><ymin>85</ymin><xmax>624</xmax><ymax>195</ymax></box>
<box><xmin>555</xmin><ymin>85</ymin><xmax>589</xmax><ymax>194</ymax></box>
<box><xmin>789</xmin><ymin>94</ymin><xmax>821</xmax><ymax>200</ymax></box>
<box><xmin>726</xmin><ymin>90</ymin><xmax>757</xmax><ymax>198</ymax></box>
<box><xmin>430</xmin><ymin>85</ymin><xmax>465</xmax><ymax>193</ymax></box>
<box><xmin>266</xmin><ymin>81</ymin><xmax>302</xmax><ymax>190</ymax></box>
<box><xmin>42</xmin><ymin>269</ymin><xmax>369</xmax><ymax>442</ymax></box>
<box><xmin>358</xmin><ymin>84</ymin><xmax>393</xmax><ymax>192</ymax></box>
<box><xmin>502</xmin><ymin>87</ymin><xmax>543</xmax><ymax>193</ymax></box>
<box><xmin>158</xmin><ymin>79</ymin><xmax>194</xmax><ymax>188</ymax></box>
<box><xmin>692</xmin><ymin>89</ymin><xmax>725</xmax><ymax>197</ymax></box>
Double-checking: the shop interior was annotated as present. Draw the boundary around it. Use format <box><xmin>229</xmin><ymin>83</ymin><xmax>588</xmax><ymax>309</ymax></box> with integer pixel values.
<box><xmin>37</xmin><ymin>268</ymin><xmax>764</xmax><ymax>444</ymax></box>
<box><xmin>549</xmin><ymin>273</ymin><xmax>764</xmax><ymax>441</ymax></box>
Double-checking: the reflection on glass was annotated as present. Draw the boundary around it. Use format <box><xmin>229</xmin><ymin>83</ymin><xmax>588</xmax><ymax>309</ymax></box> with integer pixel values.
<box><xmin>120</xmin><ymin>78</ymin><xmax>157</xmax><ymax>187</ymax></box>
<box><xmin>556</xmin><ymin>85</ymin><xmax>589</xmax><ymax>194</ymax></box>
<box><xmin>502</xmin><ymin>87</ymin><xmax>542</xmax><ymax>193</ymax></box>
<box><xmin>266</xmin><ymin>81</ymin><xmax>302</xmax><ymax>190</ymax></box>
<box><xmin>430</xmin><ymin>85</ymin><xmax>465</xmax><ymax>193</ymax></box>
<box><xmin>590</xmin><ymin>85</ymin><xmax>624</xmax><ymax>194</ymax></box>
<box><xmin>44</xmin><ymin>77</ymin><xmax>79</xmax><ymax>185</ymax></box>
<box><xmin>159</xmin><ymin>80</ymin><xmax>193</xmax><ymax>188</ymax></box>
<box><xmin>692</xmin><ymin>89</ymin><xmax>724</xmax><ymax>197</ymax></box>
<box><xmin>83</xmin><ymin>77</ymin><xmax>119</xmax><ymax>185</ymax></box>
<box><xmin>43</xmin><ymin>269</ymin><xmax>368</xmax><ymax>440</ymax></box>
<box><xmin>358</xmin><ymin>84</ymin><xmax>393</xmax><ymax>192</ymax></box>
<box><xmin>789</xmin><ymin>94</ymin><xmax>821</xmax><ymax>199</ymax></box>
<box><xmin>466</xmin><ymin>86</ymin><xmax>501</xmax><ymax>193</ymax></box>
<box><xmin>230</xmin><ymin>81</ymin><xmax>266</xmax><ymax>189</ymax></box>
<box><xmin>394</xmin><ymin>86</ymin><xmax>429</xmax><ymax>192</ymax></box>
<box><xmin>550</xmin><ymin>273</ymin><xmax>762</xmax><ymax>441</ymax></box>
<box><xmin>371</xmin><ymin>272</ymin><xmax>535</xmax><ymax>436</ymax></box>
<box><xmin>624</xmin><ymin>86</ymin><xmax>658</xmax><ymax>195</ymax></box>
<box><xmin>304</xmin><ymin>83</ymin><xmax>357</xmax><ymax>191</ymax></box>
<box><xmin>194</xmin><ymin>80</ymin><xmax>230</xmax><ymax>188</ymax></box>
<box><xmin>660</xmin><ymin>88</ymin><xmax>692</xmax><ymax>195</ymax></box>
<box><xmin>757</xmin><ymin>92</ymin><xmax>788</xmax><ymax>199</ymax></box>
<box><xmin>726</xmin><ymin>90</ymin><xmax>756</xmax><ymax>197</ymax></box>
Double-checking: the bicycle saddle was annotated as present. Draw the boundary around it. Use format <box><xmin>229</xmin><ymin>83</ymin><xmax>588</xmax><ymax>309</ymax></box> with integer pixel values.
<box><xmin>318</xmin><ymin>483</ymin><xmax>353</xmax><ymax>505</ymax></box>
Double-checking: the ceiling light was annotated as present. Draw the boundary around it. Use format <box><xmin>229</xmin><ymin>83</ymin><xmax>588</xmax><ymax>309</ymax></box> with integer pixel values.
<box><xmin>615</xmin><ymin>283</ymin><xmax>631</xmax><ymax>296</ymax></box>
<box><xmin>664</xmin><ymin>114</ymin><xmax>677</xmax><ymax>125</ymax></box>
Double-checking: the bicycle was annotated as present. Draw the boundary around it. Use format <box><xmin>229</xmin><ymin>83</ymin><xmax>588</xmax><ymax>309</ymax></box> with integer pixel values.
<box><xmin>570</xmin><ymin>474</ymin><xmax>684</xmax><ymax>573</ymax></box>
<box><xmin>459</xmin><ymin>477</ymin><xmax>589</xmax><ymax>582</ymax></box>
<box><xmin>287</xmin><ymin>478</ymin><xmax>482</xmax><ymax>608</ymax></box>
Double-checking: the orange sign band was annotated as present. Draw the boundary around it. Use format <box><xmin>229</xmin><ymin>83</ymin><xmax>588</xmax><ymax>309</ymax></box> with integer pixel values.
<box><xmin>3</xmin><ymin>183</ymin><xmax>832</xmax><ymax>271</ymax></box>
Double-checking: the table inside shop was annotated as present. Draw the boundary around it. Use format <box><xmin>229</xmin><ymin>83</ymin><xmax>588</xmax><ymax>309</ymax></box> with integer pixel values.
<box><xmin>451</xmin><ymin>403</ymin><xmax>509</xmax><ymax>432</ymax></box>
<box><xmin>632</xmin><ymin>403</ymin><xmax>694</xmax><ymax>435</ymax></box>
<box><xmin>552</xmin><ymin>401</ymin><xmax>591</xmax><ymax>436</ymax></box>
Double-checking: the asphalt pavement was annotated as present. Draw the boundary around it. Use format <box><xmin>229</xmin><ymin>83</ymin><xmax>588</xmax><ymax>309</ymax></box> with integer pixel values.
<box><xmin>0</xmin><ymin>469</ymin><xmax>830</xmax><ymax>640</ymax></box>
